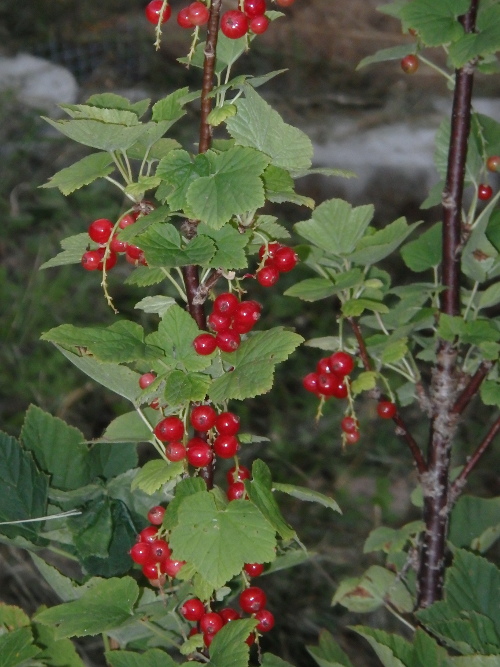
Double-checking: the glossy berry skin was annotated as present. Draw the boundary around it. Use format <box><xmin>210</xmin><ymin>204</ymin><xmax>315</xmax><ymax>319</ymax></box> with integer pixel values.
<box><xmin>226</xmin><ymin>465</ymin><xmax>251</xmax><ymax>485</ymax></box>
<box><xmin>330</xmin><ymin>351</ymin><xmax>354</xmax><ymax>376</ymax></box>
<box><xmin>329</xmin><ymin>377</ymin><xmax>348</xmax><ymax>399</ymax></box>
<box><xmin>302</xmin><ymin>372</ymin><xmax>320</xmax><ymax>394</ymax></box>
<box><xmin>139</xmin><ymin>372</ymin><xmax>156</xmax><ymax>389</ymax></box>
<box><xmin>274</xmin><ymin>246</ymin><xmax>298</xmax><ymax>272</ymax></box>
<box><xmin>177</xmin><ymin>7</ymin><xmax>193</xmax><ymax>27</ymax></box>
<box><xmin>188</xmin><ymin>1</ymin><xmax>209</xmax><ymax>25</ymax></box>
<box><xmin>180</xmin><ymin>597</ymin><xmax>205</xmax><ymax>622</ymax></box>
<box><xmin>345</xmin><ymin>430</ymin><xmax>360</xmax><ymax>444</ymax></box>
<box><xmin>216</xmin><ymin>329</ymin><xmax>241</xmax><ymax>352</ymax></box>
<box><xmin>249</xmin><ymin>14</ymin><xmax>269</xmax><ymax>33</ymax></box>
<box><xmin>126</xmin><ymin>243</ymin><xmax>144</xmax><ymax>260</ymax></box>
<box><xmin>220</xmin><ymin>607</ymin><xmax>241</xmax><ymax>623</ymax></box>
<box><xmin>165</xmin><ymin>441</ymin><xmax>187</xmax><ymax>462</ymax></box>
<box><xmin>139</xmin><ymin>525</ymin><xmax>158</xmax><ymax>543</ymax></box>
<box><xmin>190</xmin><ymin>404</ymin><xmax>217</xmax><ymax>431</ymax></box>
<box><xmin>97</xmin><ymin>248</ymin><xmax>117</xmax><ymax>271</ymax></box>
<box><xmin>317</xmin><ymin>373</ymin><xmax>338</xmax><ymax>396</ymax></box>
<box><xmin>81</xmin><ymin>250</ymin><xmax>101</xmax><ymax>271</ymax></box>
<box><xmin>213</xmin><ymin>434</ymin><xmax>239</xmax><ymax>458</ymax></box>
<box><xmin>257</xmin><ymin>265</ymin><xmax>280</xmax><ymax>287</ymax></box>
<box><xmin>478</xmin><ymin>183</ymin><xmax>493</xmax><ymax>201</ymax></box>
<box><xmin>88</xmin><ymin>218</ymin><xmax>114</xmax><ymax>244</ymax></box>
<box><xmin>239</xmin><ymin>586</ymin><xmax>267</xmax><ymax>613</ymax></box>
<box><xmin>160</xmin><ymin>558</ymin><xmax>185</xmax><ymax>577</ymax></box>
<box><xmin>244</xmin><ymin>0</ymin><xmax>266</xmax><ymax>17</ymax></box>
<box><xmin>254</xmin><ymin>608</ymin><xmax>275</xmax><ymax>632</ymax></box>
<box><xmin>377</xmin><ymin>401</ymin><xmax>397</xmax><ymax>419</ymax></box>
<box><xmin>193</xmin><ymin>333</ymin><xmax>217</xmax><ymax>355</ymax></box>
<box><xmin>110</xmin><ymin>235</ymin><xmax>128</xmax><ymax>253</ymax></box>
<box><xmin>220</xmin><ymin>10</ymin><xmax>248</xmax><ymax>39</ymax></box>
<box><xmin>208</xmin><ymin>311</ymin><xmax>232</xmax><ymax>332</ymax></box>
<box><xmin>200</xmin><ymin>612</ymin><xmax>224</xmax><ymax>636</ymax></box>
<box><xmin>487</xmin><ymin>155</ymin><xmax>500</xmax><ymax>172</ymax></box>
<box><xmin>145</xmin><ymin>0</ymin><xmax>172</xmax><ymax>24</ymax></box>
<box><xmin>316</xmin><ymin>357</ymin><xmax>333</xmax><ymax>375</ymax></box>
<box><xmin>154</xmin><ymin>416</ymin><xmax>184</xmax><ymax>442</ymax></box>
<box><xmin>341</xmin><ymin>416</ymin><xmax>358</xmax><ymax>434</ymax></box>
<box><xmin>232</xmin><ymin>300</ymin><xmax>262</xmax><ymax>333</ymax></box>
<box><xmin>244</xmin><ymin>562</ymin><xmax>264</xmax><ymax>577</ymax></box>
<box><xmin>150</xmin><ymin>539</ymin><xmax>171</xmax><ymax>561</ymax></box>
<box><xmin>213</xmin><ymin>292</ymin><xmax>239</xmax><ymax>316</ymax></box>
<box><xmin>186</xmin><ymin>440</ymin><xmax>213</xmax><ymax>468</ymax></box>
<box><xmin>142</xmin><ymin>562</ymin><xmax>160</xmax><ymax>579</ymax></box>
<box><xmin>227</xmin><ymin>481</ymin><xmax>246</xmax><ymax>501</ymax></box>
<box><xmin>147</xmin><ymin>505</ymin><xmax>165</xmax><ymax>525</ymax></box>
<box><xmin>401</xmin><ymin>54</ymin><xmax>419</xmax><ymax>74</ymax></box>
<box><xmin>215</xmin><ymin>411</ymin><xmax>240</xmax><ymax>435</ymax></box>
<box><xmin>130</xmin><ymin>541</ymin><xmax>152</xmax><ymax>565</ymax></box>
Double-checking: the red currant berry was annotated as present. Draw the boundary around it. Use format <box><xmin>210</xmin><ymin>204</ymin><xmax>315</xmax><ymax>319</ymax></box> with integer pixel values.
<box><xmin>377</xmin><ymin>401</ymin><xmax>397</xmax><ymax>419</ymax></box>
<box><xmin>190</xmin><ymin>405</ymin><xmax>217</xmax><ymax>432</ymax></box>
<box><xmin>150</xmin><ymin>399</ymin><xmax>160</xmax><ymax>410</ymax></box>
<box><xmin>177</xmin><ymin>7</ymin><xmax>193</xmax><ymax>27</ymax></box>
<box><xmin>215</xmin><ymin>329</ymin><xmax>241</xmax><ymax>353</ymax></box>
<box><xmin>165</xmin><ymin>441</ymin><xmax>187</xmax><ymax>462</ymax></box>
<box><xmin>341</xmin><ymin>416</ymin><xmax>359</xmax><ymax>434</ymax></box>
<box><xmin>227</xmin><ymin>481</ymin><xmax>247</xmax><ymax>501</ymax></box>
<box><xmin>208</xmin><ymin>311</ymin><xmax>232</xmax><ymax>332</ymax></box>
<box><xmin>317</xmin><ymin>373</ymin><xmax>337</xmax><ymax>396</ymax></box>
<box><xmin>188</xmin><ymin>1</ymin><xmax>209</xmax><ymax>25</ymax></box>
<box><xmin>203</xmin><ymin>633</ymin><xmax>214</xmax><ymax>647</ymax></box>
<box><xmin>330</xmin><ymin>351</ymin><xmax>354</xmax><ymax>376</ymax></box>
<box><xmin>154</xmin><ymin>416</ymin><xmax>184</xmax><ymax>442</ymax></box>
<box><xmin>139</xmin><ymin>525</ymin><xmax>158</xmax><ymax>543</ymax></box>
<box><xmin>145</xmin><ymin>0</ymin><xmax>172</xmax><ymax>25</ymax></box>
<box><xmin>150</xmin><ymin>539</ymin><xmax>171</xmax><ymax>562</ymax></box>
<box><xmin>142</xmin><ymin>562</ymin><xmax>160</xmax><ymax>579</ymax></box>
<box><xmin>487</xmin><ymin>155</ymin><xmax>500</xmax><ymax>173</ymax></box>
<box><xmin>232</xmin><ymin>300</ymin><xmax>262</xmax><ymax>332</ymax></box>
<box><xmin>213</xmin><ymin>434</ymin><xmax>239</xmax><ymax>458</ymax></box>
<box><xmin>401</xmin><ymin>54</ymin><xmax>419</xmax><ymax>74</ymax></box>
<box><xmin>257</xmin><ymin>265</ymin><xmax>280</xmax><ymax>287</ymax></box>
<box><xmin>215</xmin><ymin>411</ymin><xmax>240</xmax><ymax>435</ymax></box>
<box><xmin>130</xmin><ymin>542</ymin><xmax>152</xmax><ymax>565</ymax></box>
<box><xmin>478</xmin><ymin>183</ymin><xmax>493</xmax><ymax>201</ymax></box>
<box><xmin>254</xmin><ymin>608</ymin><xmax>274</xmax><ymax>632</ymax></box>
<box><xmin>274</xmin><ymin>246</ymin><xmax>298</xmax><ymax>272</ymax></box>
<box><xmin>97</xmin><ymin>248</ymin><xmax>117</xmax><ymax>271</ymax></box>
<box><xmin>147</xmin><ymin>505</ymin><xmax>165</xmax><ymax>525</ymax></box>
<box><xmin>246</xmin><ymin>633</ymin><xmax>256</xmax><ymax>646</ymax></box>
<box><xmin>118</xmin><ymin>213</ymin><xmax>137</xmax><ymax>229</ymax></box>
<box><xmin>81</xmin><ymin>250</ymin><xmax>101</xmax><ymax>271</ymax></box>
<box><xmin>180</xmin><ymin>598</ymin><xmax>205</xmax><ymax>622</ymax></box>
<box><xmin>316</xmin><ymin>357</ymin><xmax>333</xmax><ymax>375</ymax></box>
<box><xmin>249</xmin><ymin>14</ymin><xmax>269</xmax><ymax>33</ymax></box>
<box><xmin>302</xmin><ymin>372</ymin><xmax>320</xmax><ymax>394</ymax></box>
<box><xmin>200</xmin><ymin>612</ymin><xmax>224</xmax><ymax>636</ymax></box>
<box><xmin>345</xmin><ymin>429</ymin><xmax>360</xmax><ymax>444</ymax></box>
<box><xmin>126</xmin><ymin>244</ymin><xmax>143</xmax><ymax>260</ymax></box>
<box><xmin>110</xmin><ymin>235</ymin><xmax>128</xmax><ymax>253</ymax></box>
<box><xmin>244</xmin><ymin>562</ymin><xmax>264</xmax><ymax>577</ymax></box>
<box><xmin>139</xmin><ymin>372</ymin><xmax>156</xmax><ymax>389</ymax></box>
<box><xmin>276</xmin><ymin>0</ymin><xmax>294</xmax><ymax>5</ymax></box>
<box><xmin>213</xmin><ymin>292</ymin><xmax>240</xmax><ymax>316</ymax></box>
<box><xmin>329</xmin><ymin>376</ymin><xmax>348</xmax><ymax>399</ymax></box>
<box><xmin>220</xmin><ymin>10</ymin><xmax>248</xmax><ymax>39</ymax></box>
<box><xmin>193</xmin><ymin>333</ymin><xmax>217</xmax><ymax>355</ymax></box>
<box><xmin>244</xmin><ymin>0</ymin><xmax>266</xmax><ymax>17</ymax></box>
<box><xmin>239</xmin><ymin>586</ymin><xmax>266</xmax><ymax>613</ymax></box>
<box><xmin>160</xmin><ymin>558</ymin><xmax>185</xmax><ymax>577</ymax></box>
<box><xmin>88</xmin><ymin>218</ymin><xmax>114</xmax><ymax>244</ymax></box>
<box><xmin>258</xmin><ymin>242</ymin><xmax>282</xmax><ymax>261</ymax></box>
<box><xmin>186</xmin><ymin>441</ymin><xmax>213</xmax><ymax>468</ymax></box>
<box><xmin>219</xmin><ymin>607</ymin><xmax>240</xmax><ymax>623</ymax></box>
<box><xmin>226</xmin><ymin>465</ymin><xmax>251</xmax><ymax>485</ymax></box>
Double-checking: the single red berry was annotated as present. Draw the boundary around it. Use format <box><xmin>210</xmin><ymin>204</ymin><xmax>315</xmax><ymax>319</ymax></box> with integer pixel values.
<box><xmin>232</xmin><ymin>300</ymin><xmax>262</xmax><ymax>333</ymax></box>
<box><xmin>203</xmin><ymin>633</ymin><xmax>214</xmax><ymax>647</ymax></box>
<box><xmin>377</xmin><ymin>401</ymin><xmax>397</xmax><ymax>419</ymax></box>
<box><xmin>147</xmin><ymin>505</ymin><xmax>165</xmax><ymax>526</ymax></box>
<box><xmin>200</xmin><ymin>612</ymin><xmax>224</xmax><ymax>636</ymax></box>
<box><xmin>244</xmin><ymin>562</ymin><xmax>264</xmax><ymax>577</ymax></box>
<box><xmin>216</xmin><ymin>329</ymin><xmax>241</xmax><ymax>353</ymax></box>
<box><xmin>478</xmin><ymin>183</ymin><xmax>493</xmax><ymax>201</ymax></box>
<box><xmin>142</xmin><ymin>562</ymin><xmax>160</xmax><ymax>579</ymax></box>
<box><xmin>188</xmin><ymin>1</ymin><xmax>209</xmax><ymax>25</ymax></box>
<box><xmin>276</xmin><ymin>0</ymin><xmax>294</xmax><ymax>5</ymax></box>
<box><xmin>345</xmin><ymin>429</ymin><xmax>360</xmax><ymax>444</ymax></box>
<box><xmin>273</xmin><ymin>246</ymin><xmax>298</xmax><ymax>272</ymax></box>
<box><xmin>239</xmin><ymin>587</ymin><xmax>267</xmax><ymax>613</ymax></box>
<box><xmin>227</xmin><ymin>481</ymin><xmax>247</xmax><ymax>501</ymax></box>
<box><xmin>401</xmin><ymin>54</ymin><xmax>419</xmax><ymax>74</ymax></box>
<box><xmin>329</xmin><ymin>376</ymin><xmax>348</xmax><ymax>399</ymax></box>
<box><xmin>139</xmin><ymin>372</ymin><xmax>156</xmax><ymax>389</ymax></box>
<box><xmin>165</xmin><ymin>441</ymin><xmax>187</xmax><ymax>462</ymax></box>
<box><xmin>246</xmin><ymin>633</ymin><xmax>256</xmax><ymax>646</ymax></box>
<box><xmin>341</xmin><ymin>416</ymin><xmax>359</xmax><ymax>434</ymax></box>
<box><xmin>316</xmin><ymin>357</ymin><xmax>333</xmax><ymax>375</ymax></box>
<box><xmin>257</xmin><ymin>265</ymin><xmax>280</xmax><ymax>287</ymax></box>
<box><xmin>258</xmin><ymin>242</ymin><xmax>282</xmax><ymax>261</ymax></box>
<box><xmin>177</xmin><ymin>6</ymin><xmax>193</xmax><ymax>27</ymax></box>
<box><xmin>244</xmin><ymin>0</ymin><xmax>266</xmax><ymax>17</ymax></box>
<box><xmin>150</xmin><ymin>539</ymin><xmax>171</xmax><ymax>562</ymax></box>
<box><xmin>96</xmin><ymin>248</ymin><xmax>117</xmax><ymax>271</ymax></box>
<box><xmin>220</xmin><ymin>10</ymin><xmax>248</xmax><ymax>39</ymax></box>
<box><xmin>190</xmin><ymin>404</ymin><xmax>217</xmax><ymax>431</ymax></box>
<box><xmin>487</xmin><ymin>155</ymin><xmax>500</xmax><ymax>172</ymax></box>
<box><xmin>118</xmin><ymin>213</ymin><xmax>137</xmax><ymax>229</ymax></box>
<box><xmin>213</xmin><ymin>292</ymin><xmax>240</xmax><ymax>316</ymax></box>
<box><xmin>226</xmin><ymin>465</ymin><xmax>251</xmax><ymax>485</ymax></box>
<box><xmin>302</xmin><ymin>372</ymin><xmax>320</xmax><ymax>394</ymax></box>
<box><xmin>215</xmin><ymin>411</ymin><xmax>240</xmax><ymax>435</ymax></box>
<box><xmin>254</xmin><ymin>608</ymin><xmax>275</xmax><ymax>632</ymax></box>
<box><xmin>110</xmin><ymin>235</ymin><xmax>128</xmax><ymax>253</ymax></box>
<box><xmin>220</xmin><ymin>607</ymin><xmax>241</xmax><ymax>623</ymax></box>
<box><xmin>186</xmin><ymin>440</ymin><xmax>213</xmax><ymax>468</ymax></box>
<box><xmin>160</xmin><ymin>557</ymin><xmax>185</xmax><ymax>577</ymax></box>
<box><xmin>126</xmin><ymin>244</ymin><xmax>144</xmax><ymax>260</ymax></box>
<box><xmin>249</xmin><ymin>13</ymin><xmax>269</xmax><ymax>33</ymax></box>
<box><xmin>330</xmin><ymin>351</ymin><xmax>354</xmax><ymax>377</ymax></box>
<box><xmin>154</xmin><ymin>416</ymin><xmax>184</xmax><ymax>442</ymax></box>
<box><xmin>208</xmin><ymin>311</ymin><xmax>232</xmax><ymax>332</ymax></box>
<box><xmin>180</xmin><ymin>598</ymin><xmax>205</xmax><ymax>622</ymax></box>
<box><xmin>150</xmin><ymin>399</ymin><xmax>160</xmax><ymax>410</ymax></box>
<box><xmin>125</xmin><ymin>249</ymin><xmax>146</xmax><ymax>266</ymax></box>
<box><xmin>139</xmin><ymin>525</ymin><xmax>158</xmax><ymax>543</ymax></box>
<box><xmin>130</xmin><ymin>542</ymin><xmax>152</xmax><ymax>565</ymax></box>
<box><xmin>193</xmin><ymin>333</ymin><xmax>217</xmax><ymax>355</ymax></box>
<box><xmin>213</xmin><ymin>434</ymin><xmax>239</xmax><ymax>459</ymax></box>
<box><xmin>88</xmin><ymin>218</ymin><xmax>114</xmax><ymax>244</ymax></box>
<box><xmin>317</xmin><ymin>373</ymin><xmax>338</xmax><ymax>396</ymax></box>
<box><xmin>145</xmin><ymin>0</ymin><xmax>172</xmax><ymax>25</ymax></box>
<box><xmin>81</xmin><ymin>250</ymin><xmax>101</xmax><ymax>271</ymax></box>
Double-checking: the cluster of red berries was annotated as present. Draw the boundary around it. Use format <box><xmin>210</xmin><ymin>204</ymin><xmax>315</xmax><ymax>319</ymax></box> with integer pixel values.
<box><xmin>478</xmin><ymin>155</ymin><xmax>500</xmax><ymax>201</ymax></box>
<box><xmin>256</xmin><ymin>243</ymin><xmax>298</xmax><ymax>287</ymax></box>
<box><xmin>81</xmin><ymin>213</ymin><xmax>146</xmax><ymax>271</ymax></box>
<box><xmin>129</xmin><ymin>507</ymin><xmax>186</xmax><ymax>583</ymax></box>
<box><xmin>340</xmin><ymin>400</ymin><xmax>396</xmax><ymax>445</ymax></box>
<box><xmin>193</xmin><ymin>293</ymin><xmax>262</xmax><ymax>355</ymax></box>
<box><xmin>302</xmin><ymin>351</ymin><xmax>354</xmax><ymax>400</ymax></box>
<box><xmin>145</xmin><ymin>0</ymin><xmax>296</xmax><ymax>39</ymax></box>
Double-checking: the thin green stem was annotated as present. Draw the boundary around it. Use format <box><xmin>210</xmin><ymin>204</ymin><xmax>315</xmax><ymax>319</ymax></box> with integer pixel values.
<box><xmin>418</xmin><ymin>54</ymin><xmax>454</xmax><ymax>85</ymax></box>
<box><xmin>463</xmin><ymin>281</ymin><xmax>479</xmax><ymax>321</ymax></box>
<box><xmin>160</xmin><ymin>268</ymin><xmax>188</xmax><ymax>302</ymax></box>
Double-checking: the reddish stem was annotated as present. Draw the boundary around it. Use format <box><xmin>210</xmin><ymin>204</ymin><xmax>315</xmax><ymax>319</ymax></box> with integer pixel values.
<box><xmin>452</xmin><ymin>361</ymin><xmax>493</xmax><ymax>415</ymax></box>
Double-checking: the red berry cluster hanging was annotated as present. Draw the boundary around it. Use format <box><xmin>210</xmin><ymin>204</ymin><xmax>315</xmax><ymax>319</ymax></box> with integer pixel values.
<box><xmin>302</xmin><ymin>351</ymin><xmax>353</xmax><ymax>400</ymax></box>
<box><xmin>130</xmin><ymin>518</ymin><xmax>186</xmax><ymax>583</ymax></box>
<box><xmin>256</xmin><ymin>242</ymin><xmax>298</xmax><ymax>287</ymax></box>
<box><xmin>81</xmin><ymin>213</ymin><xmax>147</xmax><ymax>272</ymax></box>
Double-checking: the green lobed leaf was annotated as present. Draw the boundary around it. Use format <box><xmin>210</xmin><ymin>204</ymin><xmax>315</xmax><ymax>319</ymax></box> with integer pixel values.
<box><xmin>0</xmin><ymin>627</ymin><xmax>40</xmax><ymax>667</ymax></box>
<box><xmin>43</xmin><ymin>117</ymin><xmax>150</xmax><ymax>152</ymax></box>
<box><xmin>131</xmin><ymin>460</ymin><xmax>185</xmax><ymax>495</ymax></box>
<box><xmin>479</xmin><ymin>282</ymin><xmax>500</xmax><ymax>310</ymax></box>
<box><xmin>350</xmin><ymin>371</ymin><xmax>377</xmax><ymax>396</ymax></box>
<box><xmin>35</xmin><ymin>577</ymin><xmax>139</xmax><ymax>638</ymax></box>
<box><xmin>163</xmin><ymin>477</ymin><xmax>206</xmax><ymax>530</ymax></box>
<box><xmin>253</xmin><ymin>215</ymin><xmax>291</xmax><ymax>240</ymax></box>
<box><xmin>152</xmin><ymin>87</ymin><xmax>194</xmax><ymax>122</ymax></box>
<box><xmin>127</xmin><ymin>136</ymin><xmax>181</xmax><ymax>162</ymax></box>
<box><xmin>207</xmin><ymin>103</ymin><xmax>237</xmax><ymax>126</ymax></box>
<box><xmin>100</xmin><ymin>410</ymin><xmax>155</xmax><ymax>444</ymax></box>
<box><xmin>198</xmin><ymin>222</ymin><xmax>249</xmax><ymax>270</ymax></box>
<box><xmin>307</xmin><ymin>629</ymin><xmax>355</xmax><ymax>667</ymax></box>
<box><xmin>60</xmin><ymin>104</ymin><xmax>140</xmax><ymax>125</ymax></box>
<box><xmin>40</xmin><ymin>233</ymin><xmax>96</xmax><ymax>270</ymax></box>
<box><xmin>351</xmin><ymin>627</ymin><xmax>411</xmax><ymax>667</ymax></box>
<box><xmin>85</xmin><ymin>93</ymin><xmax>150</xmax><ymax>117</ymax></box>
<box><xmin>348</xmin><ymin>219</ymin><xmax>422</xmax><ymax>265</ymax></box>
<box><xmin>364</xmin><ymin>521</ymin><xmax>424</xmax><ymax>554</ymax></box>
<box><xmin>135</xmin><ymin>222</ymin><xmax>216</xmax><ymax>268</ymax></box>
<box><xmin>248</xmin><ymin>460</ymin><xmax>296</xmax><ymax>541</ymax></box>
<box><xmin>156</xmin><ymin>149</ymin><xmax>210</xmax><ymax>211</ymax></box>
<box><xmin>209</xmin><ymin>328</ymin><xmax>303</xmax><ymax>402</ymax></box>
<box><xmin>449</xmin><ymin>5</ymin><xmax>500</xmax><ymax>68</ymax></box>
<box><xmin>70</xmin><ymin>496</ymin><xmax>112</xmax><ymax>559</ymax></box>
<box><xmin>164</xmin><ymin>370</ymin><xmax>211</xmax><ymax>405</ymax></box>
<box><xmin>357</xmin><ymin>44</ymin><xmax>417</xmax><ymax>70</ymax></box>
<box><xmin>88</xmin><ymin>441</ymin><xmax>138</xmax><ymax>480</ymax></box>
<box><xmin>273</xmin><ymin>482</ymin><xmax>341</xmax><ymax>514</ymax></box>
<box><xmin>40</xmin><ymin>152</ymin><xmax>115</xmax><ymax>195</ymax></box>
<box><xmin>480</xmin><ymin>380</ymin><xmax>500</xmax><ymax>407</ymax></box>
<box><xmin>21</xmin><ymin>405</ymin><xmax>91</xmax><ymax>492</ymax></box>
<box><xmin>342</xmin><ymin>298</ymin><xmax>389</xmax><ymax>317</ymax></box>
<box><xmin>401</xmin><ymin>222</ymin><xmax>443</xmax><ymax>272</ymax></box>
<box><xmin>208</xmin><ymin>619</ymin><xmax>258</xmax><ymax>667</ymax></box>
<box><xmin>261</xmin><ymin>655</ymin><xmax>297</xmax><ymax>667</ymax></box>
<box><xmin>284</xmin><ymin>278</ymin><xmax>337</xmax><ymax>302</ymax></box>
<box><xmin>134</xmin><ymin>295</ymin><xmax>176</xmax><ymax>316</ymax></box>
<box><xmin>400</xmin><ymin>0</ymin><xmax>469</xmax><ymax>47</ymax></box>
<box><xmin>333</xmin><ymin>565</ymin><xmax>413</xmax><ymax>613</ymax></box>
<box><xmin>169</xmin><ymin>490</ymin><xmax>277</xmax><ymax>590</ymax></box>
<box><xmin>105</xmin><ymin>648</ymin><xmax>178</xmax><ymax>667</ymax></box>
<box><xmin>32</xmin><ymin>619</ymin><xmax>86</xmax><ymax>667</ymax></box>
<box><xmin>125</xmin><ymin>267</ymin><xmax>166</xmax><ymax>287</ymax></box>
<box><xmin>226</xmin><ymin>87</ymin><xmax>313</xmax><ymax>171</ymax></box>
<box><xmin>0</xmin><ymin>604</ymin><xmax>30</xmax><ymax>630</ymax></box>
